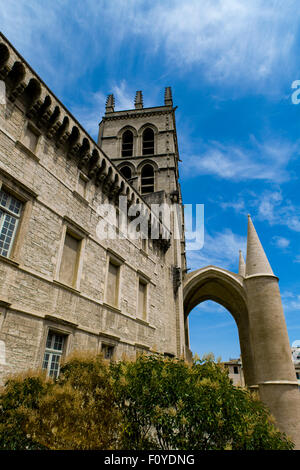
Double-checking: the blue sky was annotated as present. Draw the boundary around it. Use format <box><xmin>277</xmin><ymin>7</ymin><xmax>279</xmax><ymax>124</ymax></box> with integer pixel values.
<box><xmin>1</xmin><ymin>0</ymin><xmax>300</xmax><ymax>360</ymax></box>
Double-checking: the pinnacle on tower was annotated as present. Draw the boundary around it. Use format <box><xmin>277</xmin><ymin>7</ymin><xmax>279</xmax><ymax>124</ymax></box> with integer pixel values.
<box><xmin>245</xmin><ymin>215</ymin><xmax>274</xmax><ymax>277</ymax></box>
<box><xmin>164</xmin><ymin>86</ymin><xmax>173</xmax><ymax>106</ymax></box>
<box><xmin>105</xmin><ymin>94</ymin><xmax>115</xmax><ymax>113</ymax></box>
<box><xmin>134</xmin><ymin>90</ymin><xmax>143</xmax><ymax>109</ymax></box>
<box><xmin>238</xmin><ymin>250</ymin><xmax>246</xmax><ymax>277</ymax></box>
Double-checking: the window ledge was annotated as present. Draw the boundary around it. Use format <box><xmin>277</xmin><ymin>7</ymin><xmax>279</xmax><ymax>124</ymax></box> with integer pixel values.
<box><xmin>135</xmin><ymin>317</ymin><xmax>149</xmax><ymax>326</ymax></box>
<box><xmin>63</xmin><ymin>215</ymin><xmax>90</xmax><ymax>237</ymax></box>
<box><xmin>106</xmin><ymin>248</ymin><xmax>126</xmax><ymax>264</ymax></box>
<box><xmin>72</xmin><ymin>190</ymin><xmax>89</xmax><ymax>206</ymax></box>
<box><xmin>0</xmin><ymin>254</ymin><xmax>19</xmax><ymax>267</ymax></box>
<box><xmin>44</xmin><ymin>314</ymin><xmax>78</xmax><ymax>328</ymax></box>
<box><xmin>137</xmin><ymin>269</ymin><xmax>151</xmax><ymax>283</ymax></box>
<box><xmin>15</xmin><ymin>140</ymin><xmax>40</xmax><ymax>162</ymax></box>
<box><xmin>99</xmin><ymin>331</ymin><xmax>121</xmax><ymax>342</ymax></box>
<box><xmin>135</xmin><ymin>342</ymin><xmax>150</xmax><ymax>351</ymax></box>
<box><xmin>53</xmin><ymin>279</ymin><xmax>81</xmax><ymax>294</ymax></box>
<box><xmin>102</xmin><ymin>302</ymin><xmax>122</xmax><ymax>314</ymax></box>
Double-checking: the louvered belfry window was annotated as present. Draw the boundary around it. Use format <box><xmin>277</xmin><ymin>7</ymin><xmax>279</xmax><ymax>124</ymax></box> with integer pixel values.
<box><xmin>142</xmin><ymin>128</ymin><xmax>154</xmax><ymax>155</ymax></box>
<box><xmin>141</xmin><ymin>164</ymin><xmax>154</xmax><ymax>194</ymax></box>
<box><xmin>120</xmin><ymin>165</ymin><xmax>132</xmax><ymax>180</ymax></box>
<box><xmin>122</xmin><ymin>130</ymin><xmax>133</xmax><ymax>157</ymax></box>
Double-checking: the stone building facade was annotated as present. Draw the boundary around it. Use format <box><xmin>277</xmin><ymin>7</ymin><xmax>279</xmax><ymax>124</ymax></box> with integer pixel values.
<box><xmin>0</xmin><ymin>33</ymin><xmax>187</xmax><ymax>383</ymax></box>
<box><xmin>1</xmin><ymin>33</ymin><xmax>300</xmax><ymax>448</ymax></box>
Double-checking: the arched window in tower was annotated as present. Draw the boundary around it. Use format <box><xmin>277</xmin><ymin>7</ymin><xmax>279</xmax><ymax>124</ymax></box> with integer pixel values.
<box><xmin>141</xmin><ymin>164</ymin><xmax>155</xmax><ymax>194</ymax></box>
<box><xmin>120</xmin><ymin>165</ymin><xmax>132</xmax><ymax>180</ymax></box>
<box><xmin>122</xmin><ymin>130</ymin><xmax>133</xmax><ymax>157</ymax></box>
<box><xmin>142</xmin><ymin>128</ymin><xmax>154</xmax><ymax>155</ymax></box>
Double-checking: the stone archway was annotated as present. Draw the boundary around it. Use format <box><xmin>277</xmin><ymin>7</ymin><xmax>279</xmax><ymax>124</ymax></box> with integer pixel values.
<box><xmin>183</xmin><ymin>253</ymin><xmax>300</xmax><ymax>448</ymax></box>
<box><xmin>183</xmin><ymin>265</ymin><xmax>256</xmax><ymax>388</ymax></box>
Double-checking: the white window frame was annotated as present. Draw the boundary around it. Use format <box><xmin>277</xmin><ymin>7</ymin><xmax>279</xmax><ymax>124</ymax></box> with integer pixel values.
<box><xmin>0</xmin><ymin>188</ymin><xmax>22</xmax><ymax>258</ymax></box>
<box><xmin>42</xmin><ymin>330</ymin><xmax>67</xmax><ymax>378</ymax></box>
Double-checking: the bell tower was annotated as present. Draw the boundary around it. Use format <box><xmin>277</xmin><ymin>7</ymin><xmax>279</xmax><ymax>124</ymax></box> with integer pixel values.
<box><xmin>98</xmin><ymin>87</ymin><xmax>187</xmax><ymax>317</ymax></box>
<box><xmin>97</xmin><ymin>87</ymin><xmax>182</xmax><ymax>206</ymax></box>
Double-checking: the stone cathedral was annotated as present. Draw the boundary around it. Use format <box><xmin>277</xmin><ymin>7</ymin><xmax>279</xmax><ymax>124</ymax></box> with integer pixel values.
<box><xmin>0</xmin><ymin>33</ymin><xmax>300</xmax><ymax>448</ymax></box>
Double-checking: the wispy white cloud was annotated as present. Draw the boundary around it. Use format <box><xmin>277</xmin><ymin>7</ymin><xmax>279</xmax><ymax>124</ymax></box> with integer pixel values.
<box><xmin>220</xmin><ymin>200</ymin><xmax>246</xmax><ymax>213</ymax></box>
<box><xmin>70</xmin><ymin>91</ymin><xmax>106</xmax><ymax>140</ymax></box>
<box><xmin>136</xmin><ymin>0</ymin><xmax>299</xmax><ymax>90</ymax></box>
<box><xmin>282</xmin><ymin>291</ymin><xmax>300</xmax><ymax>312</ymax></box>
<box><xmin>271</xmin><ymin>236</ymin><xmax>290</xmax><ymax>249</ymax></box>
<box><xmin>218</xmin><ymin>188</ymin><xmax>300</xmax><ymax>235</ymax></box>
<box><xmin>192</xmin><ymin>301</ymin><xmax>227</xmax><ymax>315</ymax></box>
<box><xmin>70</xmin><ymin>81</ymin><xmax>133</xmax><ymax>139</ymax></box>
<box><xmin>181</xmin><ymin>137</ymin><xmax>298</xmax><ymax>183</ymax></box>
<box><xmin>1</xmin><ymin>0</ymin><xmax>299</xmax><ymax>92</ymax></box>
<box><xmin>256</xmin><ymin>190</ymin><xmax>300</xmax><ymax>232</ymax></box>
<box><xmin>187</xmin><ymin>228</ymin><xmax>246</xmax><ymax>272</ymax></box>
<box><xmin>113</xmin><ymin>81</ymin><xmax>135</xmax><ymax>110</ymax></box>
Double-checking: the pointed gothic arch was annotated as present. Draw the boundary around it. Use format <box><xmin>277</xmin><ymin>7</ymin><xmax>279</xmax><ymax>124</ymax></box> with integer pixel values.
<box><xmin>140</xmin><ymin>163</ymin><xmax>155</xmax><ymax>194</ymax></box>
<box><xmin>137</xmin><ymin>123</ymin><xmax>158</xmax><ymax>155</ymax></box>
<box><xmin>119</xmin><ymin>165</ymin><xmax>132</xmax><ymax>180</ymax></box>
<box><xmin>183</xmin><ymin>265</ymin><xmax>256</xmax><ymax>387</ymax></box>
<box><xmin>122</xmin><ymin>129</ymin><xmax>134</xmax><ymax>157</ymax></box>
<box><xmin>117</xmin><ymin>125</ymin><xmax>138</xmax><ymax>158</ymax></box>
<box><xmin>182</xmin><ymin>216</ymin><xmax>300</xmax><ymax>448</ymax></box>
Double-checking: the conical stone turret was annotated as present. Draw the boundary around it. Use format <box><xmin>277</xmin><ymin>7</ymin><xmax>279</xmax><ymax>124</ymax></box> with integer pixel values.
<box><xmin>243</xmin><ymin>214</ymin><xmax>300</xmax><ymax>448</ymax></box>
<box><xmin>238</xmin><ymin>250</ymin><xmax>246</xmax><ymax>277</ymax></box>
<box><xmin>245</xmin><ymin>215</ymin><xmax>274</xmax><ymax>277</ymax></box>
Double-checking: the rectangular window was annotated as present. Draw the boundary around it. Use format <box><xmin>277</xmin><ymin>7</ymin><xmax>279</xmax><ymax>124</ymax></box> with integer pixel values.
<box><xmin>106</xmin><ymin>261</ymin><xmax>119</xmax><ymax>307</ymax></box>
<box><xmin>0</xmin><ymin>188</ymin><xmax>22</xmax><ymax>258</ymax></box>
<box><xmin>23</xmin><ymin>125</ymin><xmax>39</xmax><ymax>153</ymax></box>
<box><xmin>59</xmin><ymin>232</ymin><xmax>80</xmax><ymax>287</ymax></box>
<box><xmin>102</xmin><ymin>343</ymin><xmax>114</xmax><ymax>360</ymax></box>
<box><xmin>233</xmin><ymin>366</ymin><xmax>239</xmax><ymax>374</ymax></box>
<box><xmin>77</xmin><ymin>174</ymin><xmax>87</xmax><ymax>199</ymax></box>
<box><xmin>42</xmin><ymin>331</ymin><xmax>66</xmax><ymax>378</ymax></box>
<box><xmin>138</xmin><ymin>279</ymin><xmax>147</xmax><ymax>319</ymax></box>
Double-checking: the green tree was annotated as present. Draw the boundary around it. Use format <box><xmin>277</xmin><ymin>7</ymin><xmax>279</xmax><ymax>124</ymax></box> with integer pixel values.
<box><xmin>27</xmin><ymin>352</ymin><xmax>121</xmax><ymax>450</ymax></box>
<box><xmin>0</xmin><ymin>353</ymin><xmax>294</xmax><ymax>450</ymax></box>
<box><xmin>0</xmin><ymin>373</ymin><xmax>49</xmax><ymax>450</ymax></box>
<box><xmin>110</xmin><ymin>354</ymin><xmax>294</xmax><ymax>450</ymax></box>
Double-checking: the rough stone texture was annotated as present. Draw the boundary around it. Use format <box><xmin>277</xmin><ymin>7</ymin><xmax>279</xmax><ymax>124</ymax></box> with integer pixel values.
<box><xmin>0</xmin><ymin>32</ymin><xmax>299</xmax><ymax>449</ymax></box>
<box><xmin>0</xmin><ymin>34</ymin><xmax>186</xmax><ymax>385</ymax></box>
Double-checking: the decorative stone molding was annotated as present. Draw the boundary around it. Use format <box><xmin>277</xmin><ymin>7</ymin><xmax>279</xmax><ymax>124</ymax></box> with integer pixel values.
<box><xmin>0</xmin><ymin>33</ymin><xmax>171</xmax><ymax>250</ymax></box>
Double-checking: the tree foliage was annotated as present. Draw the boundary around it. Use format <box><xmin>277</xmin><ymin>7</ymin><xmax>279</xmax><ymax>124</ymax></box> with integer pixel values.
<box><xmin>26</xmin><ymin>352</ymin><xmax>121</xmax><ymax>450</ymax></box>
<box><xmin>0</xmin><ymin>353</ymin><xmax>294</xmax><ymax>450</ymax></box>
<box><xmin>111</xmin><ymin>355</ymin><xmax>294</xmax><ymax>450</ymax></box>
<box><xmin>0</xmin><ymin>372</ymin><xmax>49</xmax><ymax>450</ymax></box>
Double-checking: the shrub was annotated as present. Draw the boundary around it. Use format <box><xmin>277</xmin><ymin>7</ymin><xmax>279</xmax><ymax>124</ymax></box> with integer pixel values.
<box><xmin>26</xmin><ymin>352</ymin><xmax>121</xmax><ymax>450</ymax></box>
<box><xmin>0</xmin><ymin>353</ymin><xmax>294</xmax><ymax>450</ymax></box>
<box><xmin>110</xmin><ymin>354</ymin><xmax>294</xmax><ymax>450</ymax></box>
<box><xmin>0</xmin><ymin>372</ymin><xmax>50</xmax><ymax>450</ymax></box>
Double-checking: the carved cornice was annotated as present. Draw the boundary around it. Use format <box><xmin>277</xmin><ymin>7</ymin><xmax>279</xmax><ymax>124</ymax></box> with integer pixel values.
<box><xmin>0</xmin><ymin>32</ymin><xmax>171</xmax><ymax>252</ymax></box>
<box><xmin>103</xmin><ymin>108</ymin><xmax>174</xmax><ymax>121</ymax></box>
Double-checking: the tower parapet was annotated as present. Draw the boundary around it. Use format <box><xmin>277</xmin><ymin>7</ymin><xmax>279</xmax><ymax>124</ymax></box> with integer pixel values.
<box><xmin>164</xmin><ymin>86</ymin><xmax>173</xmax><ymax>106</ymax></box>
<box><xmin>105</xmin><ymin>94</ymin><xmax>115</xmax><ymax>113</ymax></box>
<box><xmin>134</xmin><ymin>90</ymin><xmax>143</xmax><ymax>110</ymax></box>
